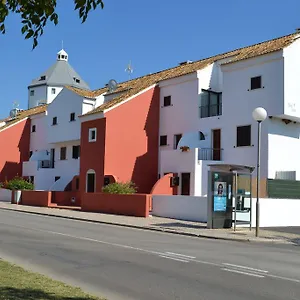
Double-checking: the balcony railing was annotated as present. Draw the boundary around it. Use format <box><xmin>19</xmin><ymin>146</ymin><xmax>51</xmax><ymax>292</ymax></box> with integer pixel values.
<box><xmin>199</xmin><ymin>104</ymin><xmax>222</xmax><ymax>118</ymax></box>
<box><xmin>198</xmin><ymin>148</ymin><xmax>223</xmax><ymax>161</ymax></box>
<box><xmin>38</xmin><ymin>160</ymin><xmax>52</xmax><ymax>169</ymax></box>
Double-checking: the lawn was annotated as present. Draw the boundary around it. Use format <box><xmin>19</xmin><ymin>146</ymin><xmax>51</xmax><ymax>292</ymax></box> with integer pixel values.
<box><xmin>0</xmin><ymin>259</ymin><xmax>105</xmax><ymax>300</ymax></box>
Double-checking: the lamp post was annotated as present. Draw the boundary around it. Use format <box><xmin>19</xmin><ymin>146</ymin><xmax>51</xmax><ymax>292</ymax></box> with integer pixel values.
<box><xmin>252</xmin><ymin>107</ymin><xmax>267</xmax><ymax>237</ymax></box>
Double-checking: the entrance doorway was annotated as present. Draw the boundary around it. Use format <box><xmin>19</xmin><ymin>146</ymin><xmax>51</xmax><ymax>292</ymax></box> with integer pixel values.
<box><xmin>86</xmin><ymin>170</ymin><xmax>96</xmax><ymax>193</ymax></box>
<box><xmin>181</xmin><ymin>173</ymin><xmax>190</xmax><ymax>195</ymax></box>
<box><xmin>212</xmin><ymin>129</ymin><xmax>221</xmax><ymax>161</ymax></box>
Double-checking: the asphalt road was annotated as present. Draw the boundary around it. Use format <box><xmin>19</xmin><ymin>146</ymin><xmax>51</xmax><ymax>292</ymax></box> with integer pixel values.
<box><xmin>0</xmin><ymin>209</ymin><xmax>299</xmax><ymax>300</ymax></box>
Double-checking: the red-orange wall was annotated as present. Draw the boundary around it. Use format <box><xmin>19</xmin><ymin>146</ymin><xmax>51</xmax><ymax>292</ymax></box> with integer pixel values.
<box><xmin>79</xmin><ymin>118</ymin><xmax>106</xmax><ymax>193</ymax></box>
<box><xmin>151</xmin><ymin>173</ymin><xmax>178</xmax><ymax>195</ymax></box>
<box><xmin>104</xmin><ymin>86</ymin><xmax>160</xmax><ymax>193</ymax></box>
<box><xmin>81</xmin><ymin>193</ymin><xmax>150</xmax><ymax>217</ymax></box>
<box><xmin>0</xmin><ymin>119</ymin><xmax>30</xmax><ymax>182</ymax></box>
<box><xmin>20</xmin><ymin>190</ymin><xmax>51</xmax><ymax>207</ymax></box>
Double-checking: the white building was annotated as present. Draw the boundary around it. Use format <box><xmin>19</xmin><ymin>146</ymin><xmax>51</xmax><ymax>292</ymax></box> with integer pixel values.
<box><xmin>23</xmin><ymin>49</ymin><xmax>101</xmax><ymax>191</ymax></box>
<box><xmin>158</xmin><ymin>33</ymin><xmax>300</xmax><ymax>197</ymax></box>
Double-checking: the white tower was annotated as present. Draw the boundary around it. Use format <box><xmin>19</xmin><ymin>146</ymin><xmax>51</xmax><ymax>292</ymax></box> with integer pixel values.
<box><xmin>27</xmin><ymin>49</ymin><xmax>90</xmax><ymax>109</ymax></box>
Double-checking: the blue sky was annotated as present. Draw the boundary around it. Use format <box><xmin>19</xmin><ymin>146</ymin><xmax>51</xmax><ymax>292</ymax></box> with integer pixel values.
<box><xmin>1</xmin><ymin>0</ymin><xmax>300</xmax><ymax>118</ymax></box>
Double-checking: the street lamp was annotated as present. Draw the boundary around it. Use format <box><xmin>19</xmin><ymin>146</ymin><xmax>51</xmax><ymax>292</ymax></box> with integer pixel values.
<box><xmin>252</xmin><ymin>107</ymin><xmax>267</xmax><ymax>237</ymax></box>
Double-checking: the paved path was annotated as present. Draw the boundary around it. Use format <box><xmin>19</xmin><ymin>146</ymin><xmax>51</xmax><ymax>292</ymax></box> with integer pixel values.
<box><xmin>0</xmin><ymin>209</ymin><xmax>299</xmax><ymax>300</ymax></box>
<box><xmin>0</xmin><ymin>202</ymin><xmax>299</xmax><ymax>245</ymax></box>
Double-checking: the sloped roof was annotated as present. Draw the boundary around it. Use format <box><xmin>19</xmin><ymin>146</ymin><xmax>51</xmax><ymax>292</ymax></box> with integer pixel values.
<box><xmin>0</xmin><ymin>105</ymin><xmax>47</xmax><ymax>131</ymax></box>
<box><xmin>71</xmin><ymin>32</ymin><xmax>300</xmax><ymax>116</ymax></box>
<box><xmin>30</xmin><ymin>60</ymin><xmax>90</xmax><ymax>90</ymax></box>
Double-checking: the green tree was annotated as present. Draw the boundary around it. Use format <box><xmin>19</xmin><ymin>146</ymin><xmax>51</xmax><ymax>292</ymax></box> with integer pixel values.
<box><xmin>0</xmin><ymin>0</ymin><xmax>104</xmax><ymax>49</ymax></box>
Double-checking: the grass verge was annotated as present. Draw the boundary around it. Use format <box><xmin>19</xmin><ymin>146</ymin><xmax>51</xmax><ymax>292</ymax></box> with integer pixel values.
<box><xmin>0</xmin><ymin>259</ymin><xmax>105</xmax><ymax>300</ymax></box>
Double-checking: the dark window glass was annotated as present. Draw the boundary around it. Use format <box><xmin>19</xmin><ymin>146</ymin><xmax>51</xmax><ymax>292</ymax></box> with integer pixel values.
<box><xmin>160</xmin><ymin>135</ymin><xmax>167</xmax><ymax>146</ymax></box>
<box><xmin>72</xmin><ymin>145</ymin><xmax>80</xmax><ymax>159</ymax></box>
<box><xmin>237</xmin><ymin>125</ymin><xmax>251</xmax><ymax>147</ymax></box>
<box><xmin>251</xmin><ymin>76</ymin><xmax>262</xmax><ymax>90</ymax></box>
<box><xmin>174</xmin><ymin>134</ymin><xmax>182</xmax><ymax>149</ymax></box>
<box><xmin>32</xmin><ymin>125</ymin><xmax>36</xmax><ymax>132</ymax></box>
<box><xmin>60</xmin><ymin>147</ymin><xmax>67</xmax><ymax>160</ymax></box>
<box><xmin>164</xmin><ymin>96</ymin><xmax>171</xmax><ymax>106</ymax></box>
<box><xmin>52</xmin><ymin>117</ymin><xmax>57</xmax><ymax>125</ymax></box>
<box><xmin>70</xmin><ymin>113</ymin><xmax>75</xmax><ymax>121</ymax></box>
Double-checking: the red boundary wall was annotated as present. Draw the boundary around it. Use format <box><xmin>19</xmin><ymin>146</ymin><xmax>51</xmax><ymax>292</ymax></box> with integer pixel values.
<box><xmin>52</xmin><ymin>191</ymin><xmax>81</xmax><ymax>206</ymax></box>
<box><xmin>81</xmin><ymin>193</ymin><xmax>150</xmax><ymax>217</ymax></box>
<box><xmin>19</xmin><ymin>190</ymin><xmax>51</xmax><ymax>207</ymax></box>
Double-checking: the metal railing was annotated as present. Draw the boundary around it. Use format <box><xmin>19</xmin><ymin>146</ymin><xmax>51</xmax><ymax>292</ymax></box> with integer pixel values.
<box><xmin>198</xmin><ymin>148</ymin><xmax>223</xmax><ymax>161</ymax></box>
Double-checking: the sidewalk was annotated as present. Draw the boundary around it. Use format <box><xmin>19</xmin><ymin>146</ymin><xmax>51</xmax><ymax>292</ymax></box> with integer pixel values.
<box><xmin>0</xmin><ymin>201</ymin><xmax>299</xmax><ymax>245</ymax></box>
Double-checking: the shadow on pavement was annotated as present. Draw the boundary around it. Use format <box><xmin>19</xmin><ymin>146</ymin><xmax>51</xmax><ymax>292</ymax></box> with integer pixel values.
<box><xmin>0</xmin><ymin>287</ymin><xmax>96</xmax><ymax>300</ymax></box>
<box><xmin>153</xmin><ymin>222</ymin><xmax>206</xmax><ymax>230</ymax></box>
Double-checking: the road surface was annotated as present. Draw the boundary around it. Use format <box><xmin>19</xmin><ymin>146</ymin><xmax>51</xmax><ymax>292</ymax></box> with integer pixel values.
<box><xmin>0</xmin><ymin>209</ymin><xmax>299</xmax><ymax>300</ymax></box>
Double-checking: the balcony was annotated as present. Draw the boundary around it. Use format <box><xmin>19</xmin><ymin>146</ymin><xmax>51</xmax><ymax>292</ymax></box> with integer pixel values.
<box><xmin>199</xmin><ymin>104</ymin><xmax>222</xmax><ymax>118</ymax></box>
<box><xmin>38</xmin><ymin>160</ymin><xmax>52</xmax><ymax>169</ymax></box>
<box><xmin>198</xmin><ymin>148</ymin><xmax>223</xmax><ymax>161</ymax></box>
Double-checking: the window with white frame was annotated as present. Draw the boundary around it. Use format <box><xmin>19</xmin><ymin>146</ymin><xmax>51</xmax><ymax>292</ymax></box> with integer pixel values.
<box><xmin>51</xmin><ymin>88</ymin><xmax>56</xmax><ymax>94</ymax></box>
<box><xmin>89</xmin><ymin>128</ymin><xmax>97</xmax><ymax>142</ymax></box>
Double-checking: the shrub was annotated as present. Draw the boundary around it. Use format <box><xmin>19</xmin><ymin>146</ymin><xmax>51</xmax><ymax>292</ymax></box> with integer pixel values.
<box><xmin>3</xmin><ymin>176</ymin><xmax>34</xmax><ymax>191</ymax></box>
<box><xmin>102</xmin><ymin>181</ymin><xmax>137</xmax><ymax>194</ymax></box>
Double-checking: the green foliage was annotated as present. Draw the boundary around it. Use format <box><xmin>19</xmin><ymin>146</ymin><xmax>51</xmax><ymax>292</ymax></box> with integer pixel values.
<box><xmin>0</xmin><ymin>0</ymin><xmax>104</xmax><ymax>49</ymax></box>
<box><xmin>2</xmin><ymin>176</ymin><xmax>34</xmax><ymax>190</ymax></box>
<box><xmin>102</xmin><ymin>181</ymin><xmax>137</xmax><ymax>194</ymax></box>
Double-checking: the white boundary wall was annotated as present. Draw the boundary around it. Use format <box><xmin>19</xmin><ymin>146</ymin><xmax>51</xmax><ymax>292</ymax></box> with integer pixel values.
<box><xmin>153</xmin><ymin>195</ymin><xmax>300</xmax><ymax>227</ymax></box>
<box><xmin>249</xmin><ymin>198</ymin><xmax>300</xmax><ymax>227</ymax></box>
<box><xmin>0</xmin><ymin>189</ymin><xmax>12</xmax><ymax>202</ymax></box>
<box><xmin>152</xmin><ymin>195</ymin><xmax>207</xmax><ymax>222</ymax></box>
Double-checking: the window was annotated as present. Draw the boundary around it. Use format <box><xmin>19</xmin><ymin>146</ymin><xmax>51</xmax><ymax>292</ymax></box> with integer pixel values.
<box><xmin>174</xmin><ymin>134</ymin><xmax>182</xmax><ymax>149</ymax></box>
<box><xmin>55</xmin><ymin>176</ymin><xmax>60</xmax><ymax>182</ymax></box>
<box><xmin>251</xmin><ymin>76</ymin><xmax>262</xmax><ymax>90</ymax></box>
<box><xmin>72</xmin><ymin>145</ymin><xmax>80</xmax><ymax>159</ymax></box>
<box><xmin>163</xmin><ymin>96</ymin><xmax>171</xmax><ymax>107</ymax></box>
<box><xmin>30</xmin><ymin>90</ymin><xmax>34</xmax><ymax>96</ymax></box>
<box><xmin>60</xmin><ymin>147</ymin><xmax>67</xmax><ymax>160</ymax></box>
<box><xmin>89</xmin><ymin>128</ymin><xmax>97</xmax><ymax>142</ymax></box>
<box><xmin>51</xmin><ymin>88</ymin><xmax>56</xmax><ymax>94</ymax></box>
<box><xmin>70</xmin><ymin>112</ymin><xmax>75</xmax><ymax>122</ymax></box>
<box><xmin>160</xmin><ymin>135</ymin><xmax>167</xmax><ymax>146</ymax></box>
<box><xmin>40</xmin><ymin>75</ymin><xmax>46</xmax><ymax>81</ymax></box>
<box><xmin>237</xmin><ymin>125</ymin><xmax>251</xmax><ymax>147</ymax></box>
<box><xmin>199</xmin><ymin>131</ymin><xmax>205</xmax><ymax>140</ymax></box>
<box><xmin>31</xmin><ymin>125</ymin><xmax>36</xmax><ymax>133</ymax></box>
<box><xmin>52</xmin><ymin>117</ymin><xmax>57</xmax><ymax>125</ymax></box>
<box><xmin>200</xmin><ymin>89</ymin><xmax>222</xmax><ymax>118</ymax></box>
<box><xmin>73</xmin><ymin>77</ymin><xmax>81</xmax><ymax>83</ymax></box>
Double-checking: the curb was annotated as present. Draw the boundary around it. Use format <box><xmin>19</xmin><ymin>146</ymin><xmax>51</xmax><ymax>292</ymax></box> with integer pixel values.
<box><xmin>0</xmin><ymin>206</ymin><xmax>287</xmax><ymax>245</ymax></box>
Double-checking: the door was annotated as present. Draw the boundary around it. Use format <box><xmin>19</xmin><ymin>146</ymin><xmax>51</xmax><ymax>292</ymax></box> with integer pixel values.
<box><xmin>87</xmin><ymin>173</ymin><xmax>95</xmax><ymax>193</ymax></box>
<box><xmin>50</xmin><ymin>148</ymin><xmax>55</xmax><ymax>168</ymax></box>
<box><xmin>212</xmin><ymin>129</ymin><xmax>221</xmax><ymax>161</ymax></box>
<box><xmin>181</xmin><ymin>173</ymin><xmax>190</xmax><ymax>195</ymax></box>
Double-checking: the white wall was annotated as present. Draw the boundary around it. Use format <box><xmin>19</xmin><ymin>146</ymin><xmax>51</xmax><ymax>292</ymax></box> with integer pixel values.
<box><xmin>28</xmin><ymin>86</ymin><xmax>47</xmax><ymax>108</ymax></box>
<box><xmin>240</xmin><ymin>198</ymin><xmax>300</xmax><ymax>227</ymax></box>
<box><xmin>46</xmin><ymin>88</ymin><xmax>83</xmax><ymax>144</ymax></box>
<box><xmin>47</xmin><ymin>86</ymin><xmax>63</xmax><ymax>104</ymax></box>
<box><xmin>29</xmin><ymin>113</ymin><xmax>48</xmax><ymax>153</ymax></box>
<box><xmin>283</xmin><ymin>37</ymin><xmax>300</xmax><ymax>118</ymax></box>
<box><xmin>268</xmin><ymin>118</ymin><xmax>300</xmax><ymax>179</ymax></box>
<box><xmin>152</xmin><ymin>195</ymin><xmax>207</xmax><ymax>222</ymax></box>
<box><xmin>0</xmin><ymin>188</ymin><xmax>12</xmax><ymax>202</ymax></box>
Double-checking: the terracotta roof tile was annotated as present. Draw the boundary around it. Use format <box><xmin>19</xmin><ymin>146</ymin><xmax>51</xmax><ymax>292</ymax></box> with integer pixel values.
<box><xmin>0</xmin><ymin>104</ymin><xmax>47</xmax><ymax>131</ymax></box>
<box><xmin>77</xmin><ymin>32</ymin><xmax>299</xmax><ymax>116</ymax></box>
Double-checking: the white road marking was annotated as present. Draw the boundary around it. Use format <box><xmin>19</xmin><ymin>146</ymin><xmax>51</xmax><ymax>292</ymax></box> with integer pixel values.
<box><xmin>1</xmin><ymin>221</ymin><xmax>300</xmax><ymax>284</ymax></box>
<box><xmin>267</xmin><ymin>274</ymin><xmax>300</xmax><ymax>284</ymax></box>
<box><xmin>165</xmin><ymin>252</ymin><xmax>196</xmax><ymax>259</ymax></box>
<box><xmin>222</xmin><ymin>268</ymin><xmax>265</xmax><ymax>278</ymax></box>
<box><xmin>159</xmin><ymin>255</ymin><xmax>189</xmax><ymax>263</ymax></box>
<box><xmin>222</xmin><ymin>263</ymin><xmax>269</xmax><ymax>274</ymax></box>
